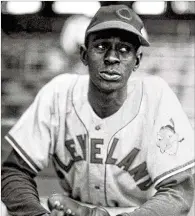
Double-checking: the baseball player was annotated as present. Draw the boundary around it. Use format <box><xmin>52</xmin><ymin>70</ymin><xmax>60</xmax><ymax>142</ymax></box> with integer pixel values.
<box><xmin>1</xmin><ymin>4</ymin><xmax>194</xmax><ymax>216</ymax></box>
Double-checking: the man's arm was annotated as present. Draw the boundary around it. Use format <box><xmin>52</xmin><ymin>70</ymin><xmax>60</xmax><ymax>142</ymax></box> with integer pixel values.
<box><xmin>46</xmin><ymin>171</ymin><xmax>194</xmax><ymax>216</ymax></box>
<box><xmin>119</xmin><ymin>169</ymin><xmax>194</xmax><ymax>216</ymax></box>
<box><xmin>1</xmin><ymin>149</ymin><xmax>50</xmax><ymax>216</ymax></box>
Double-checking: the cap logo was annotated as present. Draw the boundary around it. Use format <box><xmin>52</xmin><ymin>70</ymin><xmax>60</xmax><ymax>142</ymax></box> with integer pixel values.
<box><xmin>116</xmin><ymin>8</ymin><xmax>132</xmax><ymax>21</ymax></box>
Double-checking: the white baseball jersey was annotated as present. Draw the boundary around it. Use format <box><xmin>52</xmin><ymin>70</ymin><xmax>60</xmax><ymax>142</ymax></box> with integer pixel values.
<box><xmin>5</xmin><ymin>74</ymin><xmax>194</xmax><ymax>209</ymax></box>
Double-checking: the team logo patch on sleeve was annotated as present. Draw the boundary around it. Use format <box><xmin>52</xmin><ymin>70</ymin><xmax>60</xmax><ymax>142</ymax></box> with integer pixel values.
<box><xmin>157</xmin><ymin>119</ymin><xmax>184</xmax><ymax>155</ymax></box>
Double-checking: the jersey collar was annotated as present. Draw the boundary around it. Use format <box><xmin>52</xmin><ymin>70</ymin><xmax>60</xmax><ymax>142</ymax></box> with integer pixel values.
<box><xmin>72</xmin><ymin>75</ymin><xmax>143</xmax><ymax>134</ymax></box>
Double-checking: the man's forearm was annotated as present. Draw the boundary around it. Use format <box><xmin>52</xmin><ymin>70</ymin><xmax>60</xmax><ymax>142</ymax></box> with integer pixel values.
<box><xmin>119</xmin><ymin>170</ymin><xmax>194</xmax><ymax>216</ymax></box>
<box><xmin>1</xmin><ymin>150</ymin><xmax>49</xmax><ymax>216</ymax></box>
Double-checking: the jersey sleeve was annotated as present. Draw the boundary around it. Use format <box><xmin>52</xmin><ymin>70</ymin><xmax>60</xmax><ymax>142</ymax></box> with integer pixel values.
<box><xmin>146</xmin><ymin>80</ymin><xmax>194</xmax><ymax>187</ymax></box>
<box><xmin>4</xmin><ymin>80</ymin><xmax>58</xmax><ymax>173</ymax></box>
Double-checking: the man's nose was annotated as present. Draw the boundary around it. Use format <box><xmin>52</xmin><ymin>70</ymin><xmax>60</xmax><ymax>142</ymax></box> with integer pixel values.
<box><xmin>104</xmin><ymin>49</ymin><xmax>120</xmax><ymax>65</ymax></box>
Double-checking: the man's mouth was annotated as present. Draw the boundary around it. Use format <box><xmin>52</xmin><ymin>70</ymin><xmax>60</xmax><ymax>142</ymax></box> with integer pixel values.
<box><xmin>99</xmin><ymin>71</ymin><xmax>121</xmax><ymax>81</ymax></box>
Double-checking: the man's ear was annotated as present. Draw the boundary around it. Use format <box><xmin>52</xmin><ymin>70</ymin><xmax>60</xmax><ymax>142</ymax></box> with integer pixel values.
<box><xmin>133</xmin><ymin>48</ymin><xmax>143</xmax><ymax>72</ymax></box>
<box><xmin>80</xmin><ymin>45</ymin><xmax>88</xmax><ymax>66</ymax></box>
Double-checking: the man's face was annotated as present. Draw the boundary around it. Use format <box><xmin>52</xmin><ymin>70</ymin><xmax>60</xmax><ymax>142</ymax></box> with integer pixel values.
<box><xmin>82</xmin><ymin>29</ymin><xmax>141</xmax><ymax>93</ymax></box>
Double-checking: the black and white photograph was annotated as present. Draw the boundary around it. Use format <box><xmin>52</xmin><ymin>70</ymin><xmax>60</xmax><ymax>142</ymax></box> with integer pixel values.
<box><xmin>1</xmin><ymin>1</ymin><xmax>195</xmax><ymax>216</ymax></box>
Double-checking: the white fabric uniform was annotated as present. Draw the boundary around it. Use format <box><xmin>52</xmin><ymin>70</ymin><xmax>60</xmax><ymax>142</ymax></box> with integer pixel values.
<box><xmin>5</xmin><ymin>74</ymin><xmax>194</xmax><ymax>209</ymax></box>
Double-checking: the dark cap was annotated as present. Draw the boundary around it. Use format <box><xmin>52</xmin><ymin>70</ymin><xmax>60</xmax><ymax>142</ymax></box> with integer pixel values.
<box><xmin>85</xmin><ymin>4</ymin><xmax>150</xmax><ymax>46</ymax></box>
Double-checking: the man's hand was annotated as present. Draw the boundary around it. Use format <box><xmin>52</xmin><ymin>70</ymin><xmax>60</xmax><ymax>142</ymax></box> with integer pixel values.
<box><xmin>47</xmin><ymin>194</ymin><xmax>110</xmax><ymax>216</ymax></box>
<box><xmin>49</xmin><ymin>207</ymin><xmax>110</xmax><ymax>216</ymax></box>
<box><xmin>50</xmin><ymin>209</ymin><xmax>74</xmax><ymax>216</ymax></box>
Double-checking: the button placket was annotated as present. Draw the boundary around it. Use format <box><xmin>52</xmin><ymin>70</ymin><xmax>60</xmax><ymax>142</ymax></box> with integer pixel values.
<box><xmin>92</xmin><ymin>181</ymin><xmax>105</xmax><ymax>205</ymax></box>
<box><xmin>95</xmin><ymin>125</ymin><xmax>101</xmax><ymax>130</ymax></box>
<box><xmin>94</xmin><ymin>185</ymin><xmax>100</xmax><ymax>190</ymax></box>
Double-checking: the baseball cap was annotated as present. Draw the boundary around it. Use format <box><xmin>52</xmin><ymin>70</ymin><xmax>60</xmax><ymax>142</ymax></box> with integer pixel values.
<box><xmin>85</xmin><ymin>4</ymin><xmax>150</xmax><ymax>47</ymax></box>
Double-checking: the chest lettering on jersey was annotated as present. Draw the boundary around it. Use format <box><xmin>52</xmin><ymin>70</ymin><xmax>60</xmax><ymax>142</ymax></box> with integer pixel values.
<box><xmin>65</xmin><ymin>139</ymin><xmax>83</xmax><ymax>162</ymax></box>
<box><xmin>76</xmin><ymin>134</ymin><xmax>86</xmax><ymax>160</ymax></box>
<box><xmin>116</xmin><ymin>148</ymin><xmax>140</xmax><ymax>170</ymax></box>
<box><xmin>105</xmin><ymin>138</ymin><xmax>118</xmax><ymax>164</ymax></box>
<box><xmin>61</xmin><ymin>134</ymin><xmax>152</xmax><ymax>190</ymax></box>
<box><xmin>91</xmin><ymin>138</ymin><xmax>103</xmax><ymax>164</ymax></box>
<box><xmin>58</xmin><ymin>135</ymin><xmax>86</xmax><ymax>172</ymax></box>
<box><xmin>129</xmin><ymin>162</ymin><xmax>153</xmax><ymax>190</ymax></box>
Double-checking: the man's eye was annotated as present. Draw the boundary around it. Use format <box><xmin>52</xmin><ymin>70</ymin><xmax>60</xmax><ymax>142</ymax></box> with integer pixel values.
<box><xmin>95</xmin><ymin>43</ymin><xmax>106</xmax><ymax>51</ymax></box>
<box><xmin>96</xmin><ymin>44</ymin><xmax>106</xmax><ymax>50</ymax></box>
<box><xmin>119</xmin><ymin>46</ymin><xmax>130</xmax><ymax>53</ymax></box>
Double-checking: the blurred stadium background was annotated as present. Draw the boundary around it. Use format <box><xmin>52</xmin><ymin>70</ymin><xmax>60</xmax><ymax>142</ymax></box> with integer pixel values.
<box><xmin>1</xmin><ymin>1</ymin><xmax>195</xmax><ymax>215</ymax></box>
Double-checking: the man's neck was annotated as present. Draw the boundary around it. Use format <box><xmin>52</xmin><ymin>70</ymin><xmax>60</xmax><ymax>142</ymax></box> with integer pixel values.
<box><xmin>88</xmin><ymin>82</ymin><xmax>127</xmax><ymax>119</ymax></box>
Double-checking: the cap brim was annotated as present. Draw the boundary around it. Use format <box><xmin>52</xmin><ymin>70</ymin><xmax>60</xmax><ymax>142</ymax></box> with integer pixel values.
<box><xmin>86</xmin><ymin>20</ymin><xmax>150</xmax><ymax>47</ymax></box>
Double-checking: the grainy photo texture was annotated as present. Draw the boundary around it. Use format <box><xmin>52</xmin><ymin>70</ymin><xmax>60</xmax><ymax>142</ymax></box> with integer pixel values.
<box><xmin>1</xmin><ymin>2</ymin><xmax>195</xmax><ymax>216</ymax></box>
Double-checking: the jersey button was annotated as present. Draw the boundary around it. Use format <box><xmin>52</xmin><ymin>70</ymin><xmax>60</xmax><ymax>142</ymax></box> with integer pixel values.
<box><xmin>95</xmin><ymin>125</ymin><xmax>101</xmax><ymax>130</ymax></box>
<box><xmin>95</xmin><ymin>185</ymin><xmax>100</xmax><ymax>190</ymax></box>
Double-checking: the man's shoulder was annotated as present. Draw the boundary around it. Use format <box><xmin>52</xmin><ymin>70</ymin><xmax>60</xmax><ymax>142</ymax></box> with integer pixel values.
<box><xmin>129</xmin><ymin>75</ymin><xmax>171</xmax><ymax>104</ymax></box>
<box><xmin>50</xmin><ymin>73</ymin><xmax>84</xmax><ymax>85</ymax></box>
<box><xmin>130</xmin><ymin>75</ymin><xmax>169</xmax><ymax>92</ymax></box>
<box><xmin>134</xmin><ymin>74</ymin><xmax>167</xmax><ymax>85</ymax></box>
<box><xmin>46</xmin><ymin>73</ymin><xmax>89</xmax><ymax>93</ymax></box>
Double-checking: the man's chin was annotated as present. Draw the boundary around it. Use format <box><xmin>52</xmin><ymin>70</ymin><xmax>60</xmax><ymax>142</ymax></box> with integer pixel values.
<box><xmin>90</xmin><ymin>78</ymin><xmax>125</xmax><ymax>93</ymax></box>
<box><xmin>98</xmin><ymin>81</ymin><xmax>124</xmax><ymax>93</ymax></box>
